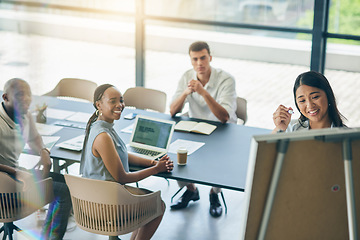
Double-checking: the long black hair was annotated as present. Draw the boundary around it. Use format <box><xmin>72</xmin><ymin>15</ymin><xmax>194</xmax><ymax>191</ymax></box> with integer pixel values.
<box><xmin>293</xmin><ymin>71</ymin><xmax>346</xmax><ymax>127</ymax></box>
<box><xmin>82</xmin><ymin>84</ymin><xmax>114</xmax><ymax>153</ymax></box>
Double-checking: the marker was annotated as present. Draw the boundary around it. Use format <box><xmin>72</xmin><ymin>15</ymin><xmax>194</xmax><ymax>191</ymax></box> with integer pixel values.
<box><xmin>288</xmin><ymin>109</ymin><xmax>294</xmax><ymax>114</ymax></box>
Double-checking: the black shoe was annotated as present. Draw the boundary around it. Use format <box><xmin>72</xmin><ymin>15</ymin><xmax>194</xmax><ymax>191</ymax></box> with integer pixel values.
<box><xmin>209</xmin><ymin>193</ymin><xmax>223</xmax><ymax>218</ymax></box>
<box><xmin>170</xmin><ymin>188</ymin><xmax>200</xmax><ymax>210</ymax></box>
<box><xmin>109</xmin><ymin>236</ymin><xmax>121</xmax><ymax>240</ymax></box>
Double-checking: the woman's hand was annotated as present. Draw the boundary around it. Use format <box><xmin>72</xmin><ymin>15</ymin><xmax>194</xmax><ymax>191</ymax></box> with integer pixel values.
<box><xmin>155</xmin><ymin>155</ymin><xmax>174</xmax><ymax>173</ymax></box>
<box><xmin>273</xmin><ymin>105</ymin><xmax>293</xmax><ymax>132</ymax></box>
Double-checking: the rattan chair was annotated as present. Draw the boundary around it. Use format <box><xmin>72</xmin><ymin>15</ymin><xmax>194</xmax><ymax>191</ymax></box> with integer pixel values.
<box><xmin>236</xmin><ymin>97</ymin><xmax>248</xmax><ymax>124</ymax></box>
<box><xmin>123</xmin><ymin>87</ymin><xmax>167</xmax><ymax>113</ymax></box>
<box><xmin>64</xmin><ymin>174</ymin><xmax>162</xmax><ymax>237</ymax></box>
<box><xmin>43</xmin><ymin>78</ymin><xmax>98</xmax><ymax>102</ymax></box>
<box><xmin>0</xmin><ymin>172</ymin><xmax>54</xmax><ymax>239</ymax></box>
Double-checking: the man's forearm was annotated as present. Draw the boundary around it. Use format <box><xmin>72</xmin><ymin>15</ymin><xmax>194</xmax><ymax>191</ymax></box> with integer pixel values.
<box><xmin>170</xmin><ymin>93</ymin><xmax>188</xmax><ymax>117</ymax></box>
<box><xmin>28</xmin><ymin>135</ymin><xmax>45</xmax><ymax>156</ymax></box>
<box><xmin>202</xmin><ymin>92</ymin><xmax>229</xmax><ymax>123</ymax></box>
<box><xmin>0</xmin><ymin>164</ymin><xmax>16</xmax><ymax>176</ymax></box>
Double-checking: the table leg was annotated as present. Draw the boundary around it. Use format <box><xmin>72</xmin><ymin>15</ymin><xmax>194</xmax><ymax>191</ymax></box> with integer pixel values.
<box><xmin>52</xmin><ymin>158</ymin><xmax>60</xmax><ymax>173</ymax></box>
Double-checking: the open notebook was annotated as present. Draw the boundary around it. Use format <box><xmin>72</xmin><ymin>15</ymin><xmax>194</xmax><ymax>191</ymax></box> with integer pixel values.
<box><xmin>127</xmin><ymin>115</ymin><xmax>175</xmax><ymax>160</ymax></box>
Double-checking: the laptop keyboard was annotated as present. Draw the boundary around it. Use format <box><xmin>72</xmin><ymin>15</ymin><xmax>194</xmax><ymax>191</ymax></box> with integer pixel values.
<box><xmin>129</xmin><ymin>146</ymin><xmax>161</xmax><ymax>157</ymax></box>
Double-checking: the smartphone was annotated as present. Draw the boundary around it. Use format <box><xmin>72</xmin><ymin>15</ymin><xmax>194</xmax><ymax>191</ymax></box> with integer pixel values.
<box><xmin>124</xmin><ymin>113</ymin><xmax>137</xmax><ymax>120</ymax></box>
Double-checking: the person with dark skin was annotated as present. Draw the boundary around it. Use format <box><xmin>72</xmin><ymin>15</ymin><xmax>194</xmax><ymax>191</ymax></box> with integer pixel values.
<box><xmin>80</xmin><ymin>84</ymin><xmax>174</xmax><ymax>240</ymax></box>
<box><xmin>0</xmin><ymin>78</ymin><xmax>72</xmax><ymax>240</ymax></box>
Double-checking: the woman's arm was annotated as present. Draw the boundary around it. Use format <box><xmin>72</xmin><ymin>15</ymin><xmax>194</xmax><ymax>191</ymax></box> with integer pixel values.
<box><xmin>93</xmin><ymin>132</ymin><xmax>170</xmax><ymax>184</ymax></box>
<box><xmin>272</xmin><ymin>105</ymin><xmax>293</xmax><ymax>133</ymax></box>
<box><xmin>128</xmin><ymin>153</ymin><xmax>173</xmax><ymax>173</ymax></box>
<box><xmin>128</xmin><ymin>153</ymin><xmax>156</xmax><ymax>167</ymax></box>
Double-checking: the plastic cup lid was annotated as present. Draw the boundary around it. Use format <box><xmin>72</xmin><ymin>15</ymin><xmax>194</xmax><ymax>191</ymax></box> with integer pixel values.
<box><xmin>177</xmin><ymin>147</ymin><xmax>188</xmax><ymax>153</ymax></box>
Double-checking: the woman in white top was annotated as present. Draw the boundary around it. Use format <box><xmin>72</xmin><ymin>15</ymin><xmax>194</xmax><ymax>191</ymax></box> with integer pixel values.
<box><xmin>273</xmin><ymin>71</ymin><xmax>346</xmax><ymax>132</ymax></box>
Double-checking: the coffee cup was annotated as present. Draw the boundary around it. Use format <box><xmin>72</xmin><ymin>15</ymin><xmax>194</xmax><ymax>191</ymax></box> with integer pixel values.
<box><xmin>177</xmin><ymin>147</ymin><xmax>188</xmax><ymax>165</ymax></box>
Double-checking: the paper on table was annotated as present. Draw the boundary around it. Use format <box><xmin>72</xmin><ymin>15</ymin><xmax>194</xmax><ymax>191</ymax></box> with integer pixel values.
<box><xmin>47</xmin><ymin>108</ymin><xmax>76</xmax><ymax>120</ymax></box>
<box><xmin>24</xmin><ymin>136</ymin><xmax>61</xmax><ymax>152</ymax></box>
<box><xmin>56</xmin><ymin>135</ymin><xmax>85</xmax><ymax>151</ymax></box>
<box><xmin>36</xmin><ymin>123</ymin><xmax>63</xmax><ymax>135</ymax></box>
<box><xmin>168</xmin><ymin>139</ymin><xmax>205</xmax><ymax>155</ymax></box>
<box><xmin>65</xmin><ymin>112</ymin><xmax>92</xmax><ymax>123</ymax></box>
<box><xmin>121</xmin><ymin>123</ymin><xmax>134</xmax><ymax>134</ymax></box>
<box><xmin>18</xmin><ymin>153</ymin><xmax>41</xmax><ymax>170</ymax></box>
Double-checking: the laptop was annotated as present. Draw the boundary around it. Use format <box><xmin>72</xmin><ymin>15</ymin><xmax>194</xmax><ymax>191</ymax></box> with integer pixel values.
<box><xmin>127</xmin><ymin>115</ymin><xmax>175</xmax><ymax>160</ymax></box>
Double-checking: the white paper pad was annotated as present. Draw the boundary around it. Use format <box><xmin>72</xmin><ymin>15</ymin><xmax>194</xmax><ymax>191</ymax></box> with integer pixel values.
<box><xmin>65</xmin><ymin>112</ymin><xmax>92</xmax><ymax>123</ymax></box>
<box><xmin>168</xmin><ymin>139</ymin><xmax>205</xmax><ymax>155</ymax></box>
<box><xmin>56</xmin><ymin>135</ymin><xmax>85</xmax><ymax>151</ymax></box>
<box><xmin>121</xmin><ymin>123</ymin><xmax>134</xmax><ymax>134</ymax></box>
<box><xmin>18</xmin><ymin>153</ymin><xmax>41</xmax><ymax>169</ymax></box>
<box><xmin>36</xmin><ymin>123</ymin><xmax>63</xmax><ymax>135</ymax></box>
<box><xmin>24</xmin><ymin>136</ymin><xmax>61</xmax><ymax>152</ymax></box>
<box><xmin>47</xmin><ymin>108</ymin><xmax>76</xmax><ymax>120</ymax></box>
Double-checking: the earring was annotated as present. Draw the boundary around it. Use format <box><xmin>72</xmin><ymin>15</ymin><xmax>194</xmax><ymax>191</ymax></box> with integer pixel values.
<box><xmin>95</xmin><ymin>110</ymin><xmax>99</xmax><ymax>116</ymax></box>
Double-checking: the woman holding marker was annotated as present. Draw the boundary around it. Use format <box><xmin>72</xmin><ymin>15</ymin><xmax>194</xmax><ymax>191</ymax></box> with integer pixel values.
<box><xmin>80</xmin><ymin>84</ymin><xmax>173</xmax><ymax>240</ymax></box>
<box><xmin>273</xmin><ymin>71</ymin><xmax>346</xmax><ymax>133</ymax></box>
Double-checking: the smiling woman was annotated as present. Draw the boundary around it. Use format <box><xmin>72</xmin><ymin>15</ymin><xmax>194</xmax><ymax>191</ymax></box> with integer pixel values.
<box><xmin>79</xmin><ymin>84</ymin><xmax>174</xmax><ymax>240</ymax></box>
<box><xmin>295</xmin><ymin>84</ymin><xmax>331</xmax><ymax>129</ymax></box>
<box><xmin>272</xmin><ymin>71</ymin><xmax>346</xmax><ymax>133</ymax></box>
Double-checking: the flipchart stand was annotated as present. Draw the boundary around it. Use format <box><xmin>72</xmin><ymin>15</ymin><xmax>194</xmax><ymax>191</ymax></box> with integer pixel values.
<box><xmin>243</xmin><ymin>127</ymin><xmax>360</xmax><ymax>240</ymax></box>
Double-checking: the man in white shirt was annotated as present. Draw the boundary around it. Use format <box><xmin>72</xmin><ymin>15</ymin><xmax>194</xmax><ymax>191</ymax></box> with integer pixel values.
<box><xmin>170</xmin><ymin>41</ymin><xmax>237</xmax><ymax>217</ymax></box>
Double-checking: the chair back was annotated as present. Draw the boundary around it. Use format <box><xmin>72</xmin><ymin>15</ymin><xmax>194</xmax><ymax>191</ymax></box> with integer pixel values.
<box><xmin>236</xmin><ymin>97</ymin><xmax>248</xmax><ymax>124</ymax></box>
<box><xmin>0</xmin><ymin>172</ymin><xmax>54</xmax><ymax>222</ymax></box>
<box><xmin>44</xmin><ymin>78</ymin><xmax>98</xmax><ymax>102</ymax></box>
<box><xmin>123</xmin><ymin>87</ymin><xmax>167</xmax><ymax>113</ymax></box>
<box><xmin>64</xmin><ymin>174</ymin><xmax>162</xmax><ymax>236</ymax></box>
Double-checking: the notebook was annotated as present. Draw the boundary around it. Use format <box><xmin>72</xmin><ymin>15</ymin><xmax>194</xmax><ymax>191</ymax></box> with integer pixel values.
<box><xmin>127</xmin><ymin>115</ymin><xmax>175</xmax><ymax>160</ymax></box>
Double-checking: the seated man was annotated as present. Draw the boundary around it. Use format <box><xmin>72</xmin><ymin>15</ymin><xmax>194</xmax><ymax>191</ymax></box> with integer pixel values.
<box><xmin>0</xmin><ymin>78</ymin><xmax>72</xmax><ymax>240</ymax></box>
<box><xmin>170</xmin><ymin>41</ymin><xmax>237</xmax><ymax>217</ymax></box>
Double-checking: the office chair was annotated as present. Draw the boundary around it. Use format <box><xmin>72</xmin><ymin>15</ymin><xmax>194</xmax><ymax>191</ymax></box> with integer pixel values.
<box><xmin>0</xmin><ymin>172</ymin><xmax>54</xmax><ymax>240</ymax></box>
<box><xmin>64</xmin><ymin>174</ymin><xmax>163</xmax><ymax>238</ymax></box>
<box><xmin>236</xmin><ymin>96</ymin><xmax>248</xmax><ymax>124</ymax></box>
<box><xmin>123</xmin><ymin>87</ymin><xmax>167</xmax><ymax>113</ymax></box>
<box><xmin>43</xmin><ymin>78</ymin><xmax>98</xmax><ymax>102</ymax></box>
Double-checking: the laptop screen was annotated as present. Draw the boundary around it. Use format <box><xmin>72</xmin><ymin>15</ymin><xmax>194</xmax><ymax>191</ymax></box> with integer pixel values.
<box><xmin>131</xmin><ymin>117</ymin><xmax>173</xmax><ymax>149</ymax></box>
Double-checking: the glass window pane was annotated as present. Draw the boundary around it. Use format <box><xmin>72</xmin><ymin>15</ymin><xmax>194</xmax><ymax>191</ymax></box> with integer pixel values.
<box><xmin>145</xmin><ymin>21</ymin><xmax>313</xmax><ymax>128</ymax></box>
<box><xmin>325</xmin><ymin>38</ymin><xmax>360</xmax><ymax>128</ymax></box>
<box><xmin>0</xmin><ymin>1</ymin><xmax>136</xmax><ymax>94</ymax></box>
<box><xmin>0</xmin><ymin>31</ymin><xmax>135</xmax><ymax>95</ymax></box>
<box><xmin>0</xmin><ymin>0</ymin><xmax>135</xmax><ymax>20</ymax></box>
<box><xmin>328</xmin><ymin>0</ymin><xmax>360</xmax><ymax>36</ymax></box>
<box><xmin>145</xmin><ymin>0</ymin><xmax>314</xmax><ymax>29</ymax></box>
